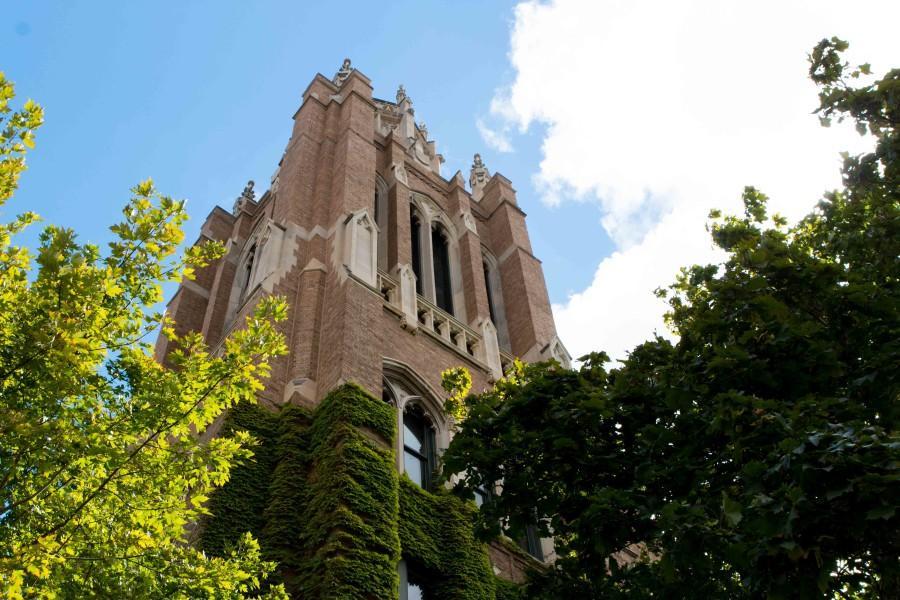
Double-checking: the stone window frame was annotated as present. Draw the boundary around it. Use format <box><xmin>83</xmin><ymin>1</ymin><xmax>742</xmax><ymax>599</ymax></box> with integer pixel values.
<box><xmin>480</xmin><ymin>247</ymin><xmax>511</xmax><ymax>352</ymax></box>
<box><xmin>408</xmin><ymin>192</ymin><xmax>466</xmax><ymax>322</ymax></box>
<box><xmin>382</xmin><ymin>359</ymin><xmax>451</xmax><ymax>489</ymax></box>
<box><xmin>224</xmin><ymin>220</ymin><xmax>269</xmax><ymax>328</ymax></box>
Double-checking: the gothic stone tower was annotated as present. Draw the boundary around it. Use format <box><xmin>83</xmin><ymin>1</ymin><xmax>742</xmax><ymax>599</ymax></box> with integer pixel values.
<box><xmin>157</xmin><ymin>60</ymin><xmax>571</xmax><ymax>597</ymax></box>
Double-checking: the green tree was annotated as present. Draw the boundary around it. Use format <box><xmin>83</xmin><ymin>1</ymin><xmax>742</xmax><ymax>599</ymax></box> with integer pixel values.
<box><xmin>444</xmin><ymin>39</ymin><xmax>899</xmax><ymax>599</ymax></box>
<box><xmin>0</xmin><ymin>72</ymin><xmax>289</xmax><ymax>599</ymax></box>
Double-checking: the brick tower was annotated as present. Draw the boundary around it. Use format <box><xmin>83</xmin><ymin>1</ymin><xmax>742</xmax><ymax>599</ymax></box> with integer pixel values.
<box><xmin>158</xmin><ymin>59</ymin><xmax>570</xmax><ymax>598</ymax></box>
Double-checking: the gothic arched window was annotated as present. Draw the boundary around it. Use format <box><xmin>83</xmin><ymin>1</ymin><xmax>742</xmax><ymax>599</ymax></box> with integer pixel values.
<box><xmin>384</xmin><ymin>362</ymin><xmax>449</xmax><ymax>493</ymax></box>
<box><xmin>403</xmin><ymin>403</ymin><xmax>436</xmax><ymax>489</ymax></box>
<box><xmin>481</xmin><ymin>249</ymin><xmax>510</xmax><ymax>351</ymax></box>
<box><xmin>431</xmin><ymin>224</ymin><xmax>453</xmax><ymax>314</ymax></box>
<box><xmin>239</xmin><ymin>243</ymin><xmax>256</xmax><ymax>301</ymax></box>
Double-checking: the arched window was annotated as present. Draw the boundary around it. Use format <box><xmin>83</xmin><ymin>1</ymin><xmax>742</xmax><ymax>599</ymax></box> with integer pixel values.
<box><xmin>410</xmin><ymin>208</ymin><xmax>423</xmax><ymax>295</ymax></box>
<box><xmin>481</xmin><ymin>249</ymin><xmax>510</xmax><ymax>351</ymax></box>
<box><xmin>384</xmin><ymin>361</ymin><xmax>449</xmax><ymax>492</ymax></box>
<box><xmin>239</xmin><ymin>243</ymin><xmax>256</xmax><ymax>300</ymax></box>
<box><xmin>431</xmin><ymin>225</ymin><xmax>453</xmax><ymax>314</ymax></box>
<box><xmin>403</xmin><ymin>403</ymin><xmax>436</xmax><ymax>489</ymax></box>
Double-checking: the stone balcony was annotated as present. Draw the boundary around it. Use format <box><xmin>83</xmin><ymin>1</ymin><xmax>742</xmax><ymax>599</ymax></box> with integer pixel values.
<box><xmin>377</xmin><ymin>269</ymin><xmax>506</xmax><ymax>380</ymax></box>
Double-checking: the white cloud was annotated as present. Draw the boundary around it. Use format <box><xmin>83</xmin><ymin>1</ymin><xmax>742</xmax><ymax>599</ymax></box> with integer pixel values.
<box><xmin>476</xmin><ymin>118</ymin><xmax>514</xmax><ymax>153</ymax></box>
<box><xmin>494</xmin><ymin>0</ymin><xmax>898</xmax><ymax>361</ymax></box>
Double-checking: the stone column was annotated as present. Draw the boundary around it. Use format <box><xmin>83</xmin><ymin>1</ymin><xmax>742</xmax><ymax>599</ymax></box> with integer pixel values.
<box><xmin>481</xmin><ymin>174</ymin><xmax>557</xmax><ymax>360</ymax></box>
<box><xmin>447</xmin><ymin>171</ymin><xmax>491</xmax><ymax>328</ymax></box>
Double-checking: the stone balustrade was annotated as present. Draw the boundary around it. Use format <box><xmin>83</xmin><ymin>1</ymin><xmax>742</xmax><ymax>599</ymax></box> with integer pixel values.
<box><xmin>377</xmin><ymin>269</ymin><xmax>504</xmax><ymax>379</ymax></box>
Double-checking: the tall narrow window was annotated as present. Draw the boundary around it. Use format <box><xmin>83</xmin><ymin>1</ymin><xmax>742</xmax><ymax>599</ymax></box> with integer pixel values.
<box><xmin>482</xmin><ymin>250</ymin><xmax>511</xmax><ymax>352</ymax></box>
<box><xmin>519</xmin><ymin>524</ymin><xmax>544</xmax><ymax>561</ymax></box>
<box><xmin>403</xmin><ymin>403</ymin><xmax>435</xmax><ymax>489</ymax></box>
<box><xmin>410</xmin><ymin>210</ymin><xmax>423</xmax><ymax>295</ymax></box>
<box><xmin>432</xmin><ymin>226</ymin><xmax>453</xmax><ymax>314</ymax></box>
<box><xmin>239</xmin><ymin>243</ymin><xmax>256</xmax><ymax>300</ymax></box>
<box><xmin>483</xmin><ymin>260</ymin><xmax>497</xmax><ymax>324</ymax></box>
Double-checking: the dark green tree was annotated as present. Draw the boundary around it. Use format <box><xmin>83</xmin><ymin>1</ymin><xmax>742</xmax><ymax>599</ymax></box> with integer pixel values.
<box><xmin>443</xmin><ymin>39</ymin><xmax>899</xmax><ymax>599</ymax></box>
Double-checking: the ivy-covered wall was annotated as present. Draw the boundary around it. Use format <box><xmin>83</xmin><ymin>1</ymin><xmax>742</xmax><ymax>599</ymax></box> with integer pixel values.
<box><xmin>398</xmin><ymin>477</ymin><xmax>495</xmax><ymax>598</ymax></box>
<box><xmin>200</xmin><ymin>383</ymin><xmax>523</xmax><ymax>599</ymax></box>
<box><xmin>200</xmin><ymin>400</ymin><xmax>281</xmax><ymax>557</ymax></box>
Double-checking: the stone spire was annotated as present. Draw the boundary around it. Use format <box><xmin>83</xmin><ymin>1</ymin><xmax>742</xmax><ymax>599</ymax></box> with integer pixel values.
<box><xmin>469</xmin><ymin>153</ymin><xmax>490</xmax><ymax>201</ymax></box>
<box><xmin>332</xmin><ymin>58</ymin><xmax>353</xmax><ymax>86</ymax></box>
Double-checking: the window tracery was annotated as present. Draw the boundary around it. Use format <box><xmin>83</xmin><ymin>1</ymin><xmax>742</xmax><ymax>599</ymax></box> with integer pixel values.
<box><xmin>407</xmin><ymin>192</ymin><xmax>464</xmax><ymax>320</ymax></box>
<box><xmin>383</xmin><ymin>360</ymin><xmax>449</xmax><ymax>491</ymax></box>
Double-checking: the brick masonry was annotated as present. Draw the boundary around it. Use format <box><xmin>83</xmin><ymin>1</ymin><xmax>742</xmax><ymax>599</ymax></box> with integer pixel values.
<box><xmin>157</xmin><ymin>61</ymin><xmax>569</xmax><ymax>585</ymax></box>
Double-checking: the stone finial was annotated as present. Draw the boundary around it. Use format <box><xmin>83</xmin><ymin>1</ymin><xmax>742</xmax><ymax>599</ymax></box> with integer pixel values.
<box><xmin>242</xmin><ymin>180</ymin><xmax>256</xmax><ymax>201</ymax></box>
<box><xmin>233</xmin><ymin>180</ymin><xmax>256</xmax><ymax>215</ymax></box>
<box><xmin>396</xmin><ymin>84</ymin><xmax>407</xmax><ymax>104</ymax></box>
<box><xmin>332</xmin><ymin>58</ymin><xmax>353</xmax><ymax>86</ymax></box>
<box><xmin>469</xmin><ymin>153</ymin><xmax>490</xmax><ymax>201</ymax></box>
<box><xmin>418</xmin><ymin>122</ymin><xmax>428</xmax><ymax>139</ymax></box>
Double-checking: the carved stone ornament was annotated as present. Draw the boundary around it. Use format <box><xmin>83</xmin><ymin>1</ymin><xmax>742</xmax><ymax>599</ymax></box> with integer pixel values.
<box><xmin>469</xmin><ymin>153</ymin><xmax>491</xmax><ymax>200</ymax></box>
<box><xmin>476</xmin><ymin>318</ymin><xmax>503</xmax><ymax>381</ymax></box>
<box><xmin>393</xmin><ymin>263</ymin><xmax>418</xmax><ymax>331</ymax></box>
<box><xmin>242</xmin><ymin>180</ymin><xmax>256</xmax><ymax>201</ymax></box>
<box><xmin>396</xmin><ymin>84</ymin><xmax>407</xmax><ymax>104</ymax></box>
<box><xmin>391</xmin><ymin>162</ymin><xmax>409</xmax><ymax>187</ymax></box>
<box><xmin>332</xmin><ymin>57</ymin><xmax>353</xmax><ymax>86</ymax></box>
<box><xmin>342</xmin><ymin>209</ymin><xmax>378</xmax><ymax>287</ymax></box>
<box><xmin>232</xmin><ymin>180</ymin><xmax>256</xmax><ymax>215</ymax></box>
<box><xmin>541</xmin><ymin>335</ymin><xmax>572</xmax><ymax>369</ymax></box>
<box><xmin>459</xmin><ymin>210</ymin><xmax>477</xmax><ymax>234</ymax></box>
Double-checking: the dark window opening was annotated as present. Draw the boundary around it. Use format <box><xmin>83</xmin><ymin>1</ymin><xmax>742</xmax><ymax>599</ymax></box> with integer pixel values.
<box><xmin>483</xmin><ymin>260</ymin><xmax>497</xmax><ymax>324</ymax></box>
<box><xmin>240</xmin><ymin>244</ymin><xmax>256</xmax><ymax>299</ymax></box>
<box><xmin>403</xmin><ymin>403</ymin><xmax>435</xmax><ymax>489</ymax></box>
<box><xmin>399</xmin><ymin>560</ymin><xmax>427</xmax><ymax>600</ymax></box>
<box><xmin>519</xmin><ymin>524</ymin><xmax>543</xmax><ymax>561</ymax></box>
<box><xmin>411</xmin><ymin>210</ymin><xmax>422</xmax><ymax>295</ymax></box>
<box><xmin>474</xmin><ymin>485</ymin><xmax>490</xmax><ymax>509</ymax></box>
<box><xmin>432</xmin><ymin>226</ymin><xmax>453</xmax><ymax>314</ymax></box>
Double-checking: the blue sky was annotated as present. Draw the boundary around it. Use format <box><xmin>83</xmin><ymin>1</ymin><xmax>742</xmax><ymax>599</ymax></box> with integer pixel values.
<box><xmin>3</xmin><ymin>1</ymin><xmax>611</xmax><ymax>310</ymax></box>
<box><xmin>4</xmin><ymin>1</ymin><xmax>897</xmax><ymax>361</ymax></box>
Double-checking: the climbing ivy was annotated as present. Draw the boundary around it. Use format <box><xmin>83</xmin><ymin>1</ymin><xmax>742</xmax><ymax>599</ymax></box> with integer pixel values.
<box><xmin>494</xmin><ymin>577</ymin><xmax>525</xmax><ymax>600</ymax></box>
<box><xmin>201</xmin><ymin>383</ymin><xmax>523</xmax><ymax>599</ymax></box>
<box><xmin>199</xmin><ymin>400</ymin><xmax>281</xmax><ymax>558</ymax></box>
<box><xmin>282</xmin><ymin>384</ymin><xmax>400</xmax><ymax>599</ymax></box>
<box><xmin>399</xmin><ymin>476</ymin><xmax>496</xmax><ymax>599</ymax></box>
